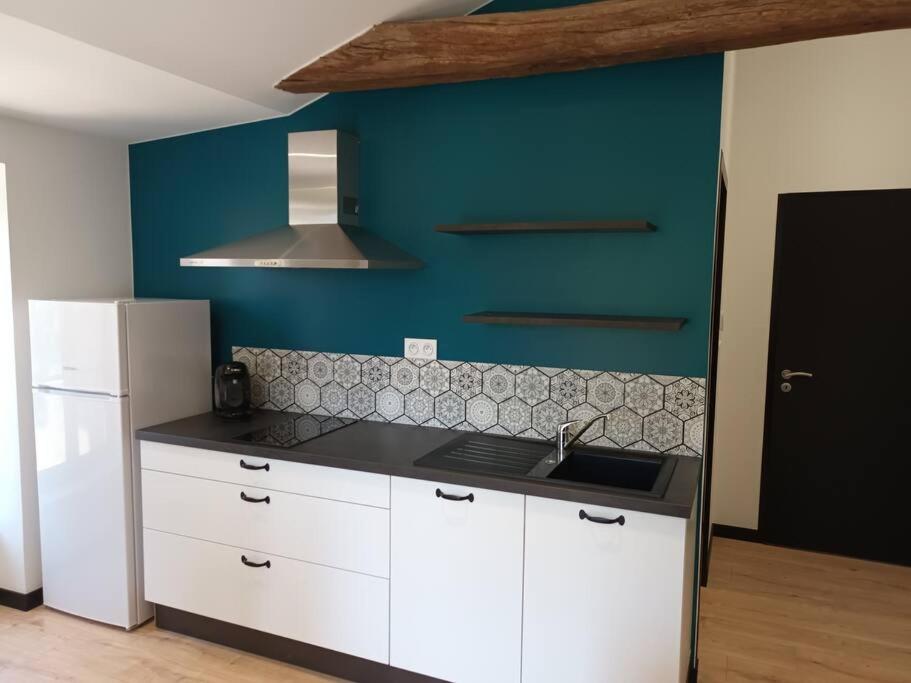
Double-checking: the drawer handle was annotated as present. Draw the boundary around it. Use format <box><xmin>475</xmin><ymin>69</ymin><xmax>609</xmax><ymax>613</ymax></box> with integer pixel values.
<box><xmin>241</xmin><ymin>555</ymin><xmax>271</xmax><ymax>569</ymax></box>
<box><xmin>436</xmin><ymin>488</ymin><xmax>474</xmax><ymax>503</ymax></box>
<box><xmin>579</xmin><ymin>509</ymin><xmax>625</xmax><ymax>525</ymax></box>
<box><xmin>240</xmin><ymin>459</ymin><xmax>270</xmax><ymax>471</ymax></box>
<box><xmin>240</xmin><ymin>491</ymin><xmax>271</xmax><ymax>504</ymax></box>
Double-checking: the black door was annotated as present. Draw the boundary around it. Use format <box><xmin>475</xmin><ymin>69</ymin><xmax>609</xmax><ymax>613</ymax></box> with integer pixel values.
<box><xmin>760</xmin><ymin>189</ymin><xmax>911</xmax><ymax>566</ymax></box>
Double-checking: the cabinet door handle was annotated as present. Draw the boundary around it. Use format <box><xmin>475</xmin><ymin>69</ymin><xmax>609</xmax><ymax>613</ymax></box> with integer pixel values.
<box><xmin>436</xmin><ymin>488</ymin><xmax>474</xmax><ymax>503</ymax></box>
<box><xmin>240</xmin><ymin>491</ymin><xmax>270</xmax><ymax>504</ymax></box>
<box><xmin>240</xmin><ymin>555</ymin><xmax>271</xmax><ymax>569</ymax></box>
<box><xmin>579</xmin><ymin>509</ymin><xmax>625</xmax><ymax>525</ymax></box>
<box><xmin>240</xmin><ymin>459</ymin><xmax>270</xmax><ymax>471</ymax></box>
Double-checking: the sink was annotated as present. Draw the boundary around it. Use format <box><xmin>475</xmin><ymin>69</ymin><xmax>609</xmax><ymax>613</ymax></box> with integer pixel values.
<box><xmin>546</xmin><ymin>447</ymin><xmax>675</xmax><ymax>497</ymax></box>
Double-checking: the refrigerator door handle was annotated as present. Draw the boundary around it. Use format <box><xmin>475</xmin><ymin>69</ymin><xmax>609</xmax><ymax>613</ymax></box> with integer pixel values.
<box><xmin>33</xmin><ymin>385</ymin><xmax>123</xmax><ymax>399</ymax></box>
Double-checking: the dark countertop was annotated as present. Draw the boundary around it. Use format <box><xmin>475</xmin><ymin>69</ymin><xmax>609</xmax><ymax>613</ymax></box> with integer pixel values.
<box><xmin>137</xmin><ymin>410</ymin><xmax>700</xmax><ymax>518</ymax></box>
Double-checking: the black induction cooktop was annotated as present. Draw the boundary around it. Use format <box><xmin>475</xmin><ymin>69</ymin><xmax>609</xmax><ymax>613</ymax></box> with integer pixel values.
<box><xmin>234</xmin><ymin>413</ymin><xmax>357</xmax><ymax>449</ymax></box>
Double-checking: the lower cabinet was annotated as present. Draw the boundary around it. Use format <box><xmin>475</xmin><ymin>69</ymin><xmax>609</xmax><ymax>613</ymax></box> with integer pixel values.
<box><xmin>522</xmin><ymin>496</ymin><xmax>694</xmax><ymax>683</ymax></box>
<box><xmin>389</xmin><ymin>477</ymin><xmax>524</xmax><ymax>683</ymax></box>
<box><xmin>144</xmin><ymin>529</ymin><xmax>390</xmax><ymax>664</ymax></box>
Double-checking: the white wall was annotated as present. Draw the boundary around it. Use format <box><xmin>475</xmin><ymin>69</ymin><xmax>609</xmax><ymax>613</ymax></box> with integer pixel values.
<box><xmin>0</xmin><ymin>115</ymin><xmax>132</xmax><ymax>593</ymax></box>
<box><xmin>713</xmin><ymin>29</ymin><xmax>911</xmax><ymax>529</ymax></box>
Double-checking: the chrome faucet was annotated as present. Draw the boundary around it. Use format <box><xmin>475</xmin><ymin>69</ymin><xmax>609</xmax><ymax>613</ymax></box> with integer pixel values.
<box><xmin>555</xmin><ymin>413</ymin><xmax>611</xmax><ymax>462</ymax></box>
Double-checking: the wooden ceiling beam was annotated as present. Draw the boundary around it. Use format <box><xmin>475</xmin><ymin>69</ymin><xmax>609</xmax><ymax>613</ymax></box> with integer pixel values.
<box><xmin>276</xmin><ymin>0</ymin><xmax>911</xmax><ymax>93</ymax></box>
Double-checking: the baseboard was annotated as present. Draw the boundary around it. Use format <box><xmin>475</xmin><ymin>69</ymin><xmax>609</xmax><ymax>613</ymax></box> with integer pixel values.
<box><xmin>712</xmin><ymin>523</ymin><xmax>761</xmax><ymax>543</ymax></box>
<box><xmin>0</xmin><ymin>587</ymin><xmax>43</xmax><ymax>611</ymax></box>
<box><xmin>688</xmin><ymin>658</ymin><xmax>698</xmax><ymax>683</ymax></box>
<box><xmin>155</xmin><ymin>605</ymin><xmax>444</xmax><ymax>683</ymax></box>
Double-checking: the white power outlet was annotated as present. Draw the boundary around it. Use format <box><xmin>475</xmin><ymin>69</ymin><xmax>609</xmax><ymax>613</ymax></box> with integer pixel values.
<box><xmin>405</xmin><ymin>338</ymin><xmax>437</xmax><ymax>361</ymax></box>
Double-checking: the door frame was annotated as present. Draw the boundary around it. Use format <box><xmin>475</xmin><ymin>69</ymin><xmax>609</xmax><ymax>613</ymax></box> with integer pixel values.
<box><xmin>699</xmin><ymin>154</ymin><xmax>727</xmax><ymax>587</ymax></box>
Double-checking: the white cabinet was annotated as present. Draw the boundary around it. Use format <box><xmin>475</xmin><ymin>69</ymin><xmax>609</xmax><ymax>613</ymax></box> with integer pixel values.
<box><xmin>522</xmin><ymin>495</ymin><xmax>695</xmax><ymax>683</ymax></box>
<box><xmin>389</xmin><ymin>477</ymin><xmax>524</xmax><ymax>683</ymax></box>
<box><xmin>142</xmin><ymin>469</ymin><xmax>389</xmax><ymax>577</ymax></box>
<box><xmin>140</xmin><ymin>441</ymin><xmax>390</xmax><ymax>508</ymax></box>
<box><xmin>144</xmin><ymin>529</ymin><xmax>389</xmax><ymax>663</ymax></box>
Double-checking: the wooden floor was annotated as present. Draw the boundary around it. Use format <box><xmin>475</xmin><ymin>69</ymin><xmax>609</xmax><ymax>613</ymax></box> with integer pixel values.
<box><xmin>0</xmin><ymin>605</ymin><xmax>346</xmax><ymax>682</ymax></box>
<box><xmin>2</xmin><ymin>539</ymin><xmax>910</xmax><ymax>682</ymax></box>
<box><xmin>699</xmin><ymin>538</ymin><xmax>911</xmax><ymax>683</ymax></box>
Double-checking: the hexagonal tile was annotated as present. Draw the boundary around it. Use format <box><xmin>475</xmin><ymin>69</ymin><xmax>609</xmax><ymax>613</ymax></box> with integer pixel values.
<box><xmin>551</xmin><ymin>370</ymin><xmax>585</xmax><ymax>409</ymax></box>
<box><xmin>256</xmin><ymin>350</ymin><xmax>281</xmax><ymax>381</ymax></box>
<box><xmin>643</xmin><ymin>409</ymin><xmax>683</xmax><ymax>452</ymax></box>
<box><xmin>532</xmin><ymin>399</ymin><xmax>567</xmax><ymax>438</ymax></box>
<box><xmin>281</xmin><ymin>352</ymin><xmax>306</xmax><ymax>384</ymax></box>
<box><xmin>466</xmin><ymin>394</ymin><xmax>498</xmax><ymax>430</ymax></box>
<box><xmin>307</xmin><ymin>353</ymin><xmax>333</xmax><ymax>387</ymax></box>
<box><xmin>624</xmin><ymin>375</ymin><xmax>664</xmax><ymax>417</ymax></box>
<box><xmin>334</xmin><ymin>355</ymin><xmax>361</xmax><ymax>389</ymax></box>
<box><xmin>586</xmin><ymin>373</ymin><xmax>624</xmax><ymax>413</ymax></box>
<box><xmin>629</xmin><ymin>440</ymin><xmax>659</xmax><ymax>453</ymax></box>
<box><xmin>568</xmin><ymin>403</ymin><xmax>604</xmax><ymax>442</ymax></box>
<box><xmin>320</xmin><ymin>381</ymin><xmax>347</xmax><ymax>415</ymax></box>
<box><xmin>361</xmin><ymin>357</ymin><xmax>390</xmax><ymax>392</ymax></box>
<box><xmin>348</xmin><ymin>384</ymin><xmax>375</xmax><ymax>417</ymax></box>
<box><xmin>269</xmin><ymin>377</ymin><xmax>294</xmax><ymax>409</ymax></box>
<box><xmin>684</xmin><ymin>414</ymin><xmax>704</xmax><ymax>454</ymax></box>
<box><xmin>250</xmin><ymin>376</ymin><xmax>268</xmax><ymax>406</ymax></box>
<box><xmin>233</xmin><ymin>348</ymin><xmax>257</xmax><ymax>375</ymax></box>
<box><xmin>419</xmin><ymin>361</ymin><xmax>450</xmax><ymax>397</ymax></box>
<box><xmin>499</xmin><ymin>397</ymin><xmax>532</xmax><ymax>435</ymax></box>
<box><xmin>482</xmin><ymin>366</ymin><xmax>515</xmax><ymax>403</ymax></box>
<box><xmin>516</xmin><ymin>368</ymin><xmax>549</xmax><ymax>406</ymax></box>
<box><xmin>405</xmin><ymin>389</ymin><xmax>434</xmax><ymax>424</ymax></box>
<box><xmin>450</xmin><ymin>363</ymin><xmax>482</xmax><ymax>400</ymax></box>
<box><xmin>665</xmin><ymin>378</ymin><xmax>706</xmax><ymax>421</ymax></box>
<box><xmin>390</xmin><ymin>359</ymin><xmax>420</xmax><ymax>394</ymax></box>
<box><xmin>294</xmin><ymin>380</ymin><xmax>320</xmax><ymax>412</ymax></box>
<box><xmin>435</xmin><ymin>391</ymin><xmax>465</xmax><ymax>427</ymax></box>
<box><xmin>588</xmin><ymin>436</ymin><xmax>621</xmax><ymax>449</ymax></box>
<box><xmin>376</xmin><ymin>386</ymin><xmax>404</xmax><ymax>421</ymax></box>
<box><xmin>604</xmin><ymin>406</ymin><xmax>643</xmax><ymax>447</ymax></box>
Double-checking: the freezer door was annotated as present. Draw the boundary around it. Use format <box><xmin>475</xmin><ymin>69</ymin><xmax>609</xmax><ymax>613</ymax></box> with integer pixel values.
<box><xmin>29</xmin><ymin>300</ymin><xmax>128</xmax><ymax>396</ymax></box>
<box><xmin>33</xmin><ymin>388</ymin><xmax>139</xmax><ymax>628</ymax></box>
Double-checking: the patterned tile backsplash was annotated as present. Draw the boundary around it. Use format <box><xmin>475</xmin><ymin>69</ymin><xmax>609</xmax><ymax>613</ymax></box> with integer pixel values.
<box><xmin>233</xmin><ymin>347</ymin><xmax>706</xmax><ymax>456</ymax></box>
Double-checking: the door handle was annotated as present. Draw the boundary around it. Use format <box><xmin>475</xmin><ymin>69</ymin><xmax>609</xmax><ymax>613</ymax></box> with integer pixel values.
<box><xmin>579</xmin><ymin>509</ymin><xmax>625</xmax><ymax>525</ymax></box>
<box><xmin>240</xmin><ymin>555</ymin><xmax>271</xmax><ymax>569</ymax></box>
<box><xmin>781</xmin><ymin>369</ymin><xmax>813</xmax><ymax>380</ymax></box>
<box><xmin>435</xmin><ymin>488</ymin><xmax>474</xmax><ymax>503</ymax></box>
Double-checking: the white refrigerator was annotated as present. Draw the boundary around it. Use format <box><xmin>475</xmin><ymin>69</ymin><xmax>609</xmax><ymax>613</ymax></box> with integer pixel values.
<box><xmin>29</xmin><ymin>298</ymin><xmax>211</xmax><ymax>628</ymax></box>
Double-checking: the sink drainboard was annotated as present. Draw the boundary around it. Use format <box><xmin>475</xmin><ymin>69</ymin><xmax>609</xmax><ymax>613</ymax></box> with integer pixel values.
<box><xmin>414</xmin><ymin>434</ymin><xmax>553</xmax><ymax>477</ymax></box>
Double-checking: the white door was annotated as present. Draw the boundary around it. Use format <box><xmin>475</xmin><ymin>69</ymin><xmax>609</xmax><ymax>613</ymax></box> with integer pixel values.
<box><xmin>522</xmin><ymin>496</ymin><xmax>690</xmax><ymax>683</ymax></box>
<box><xmin>390</xmin><ymin>477</ymin><xmax>524</xmax><ymax>683</ymax></box>
<box><xmin>29</xmin><ymin>300</ymin><xmax>127</xmax><ymax>395</ymax></box>
<box><xmin>33</xmin><ymin>388</ymin><xmax>136</xmax><ymax>627</ymax></box>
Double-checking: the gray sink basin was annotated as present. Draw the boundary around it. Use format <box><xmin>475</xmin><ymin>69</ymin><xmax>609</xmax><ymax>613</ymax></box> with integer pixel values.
<box><xmin>546</xmin><ymin>447</ymin><xmax>676</xmax><ymax>497</ymax></box>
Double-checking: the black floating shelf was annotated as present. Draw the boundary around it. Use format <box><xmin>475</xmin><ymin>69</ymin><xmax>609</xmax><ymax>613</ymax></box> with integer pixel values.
<box><xmin>463</xmin><ymin>311</ymin><xmax>687</xmax><ymax>331</ymax></box>
<box><xmin>436</xmin><ymin>220</ymin><xmax>656</xmax><ymax>234</ymax></box>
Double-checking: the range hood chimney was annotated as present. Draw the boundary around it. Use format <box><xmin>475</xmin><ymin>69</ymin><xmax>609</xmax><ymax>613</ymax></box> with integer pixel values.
<box><xmin>180</xmin><ymin>130</ymin><xmax>423</xmax><ymax>269</ymax></box>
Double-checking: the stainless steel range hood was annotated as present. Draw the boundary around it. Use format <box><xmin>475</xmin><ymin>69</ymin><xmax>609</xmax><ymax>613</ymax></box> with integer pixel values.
<box><xmin>180</xmin><ymin>130</ymin><xmax>423</xmax><ymax>269</ymax></box>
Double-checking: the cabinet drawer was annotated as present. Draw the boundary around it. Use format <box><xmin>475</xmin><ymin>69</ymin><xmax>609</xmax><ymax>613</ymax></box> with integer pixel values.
<box><xmin>140</xmin><ymin>441</ymin><xmax>389</xmax><ymax>508</ymax></box>
<box><xmin>142</xmin><ymin>469</ymin><xmax>389</xmax><ymax>577</ymax></box>
<box><xmin>144</xmin><ymin>529</ymin><xmax>389</xmax><ymax>663</ymax></box>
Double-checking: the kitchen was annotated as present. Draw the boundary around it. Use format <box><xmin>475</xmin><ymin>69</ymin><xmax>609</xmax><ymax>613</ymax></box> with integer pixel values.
<box><xmin>2</xmin><ymin>1</ymin><xmax>911</xmax><ymax>682</ymax></box>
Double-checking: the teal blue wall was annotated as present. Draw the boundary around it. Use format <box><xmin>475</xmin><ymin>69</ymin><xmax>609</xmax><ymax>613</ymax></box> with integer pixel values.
<box><xmin>130</xmin><ymin>37</ymin><xmax>722</xmax><ymax>376</ymax></box>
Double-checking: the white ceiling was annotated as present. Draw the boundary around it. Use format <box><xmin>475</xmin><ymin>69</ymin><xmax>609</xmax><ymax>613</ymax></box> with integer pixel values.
<box><xmin>0</xmin><ymin>0</ymin><xmax>488</xmax><ymax>142</ymax></box>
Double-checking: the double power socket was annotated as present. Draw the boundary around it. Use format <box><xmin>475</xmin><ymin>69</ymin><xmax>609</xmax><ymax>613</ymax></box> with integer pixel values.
<box><xmin>404</xmin><ymin>338</ymin><xmax>437</xmax><ymax>361</ymax></box>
